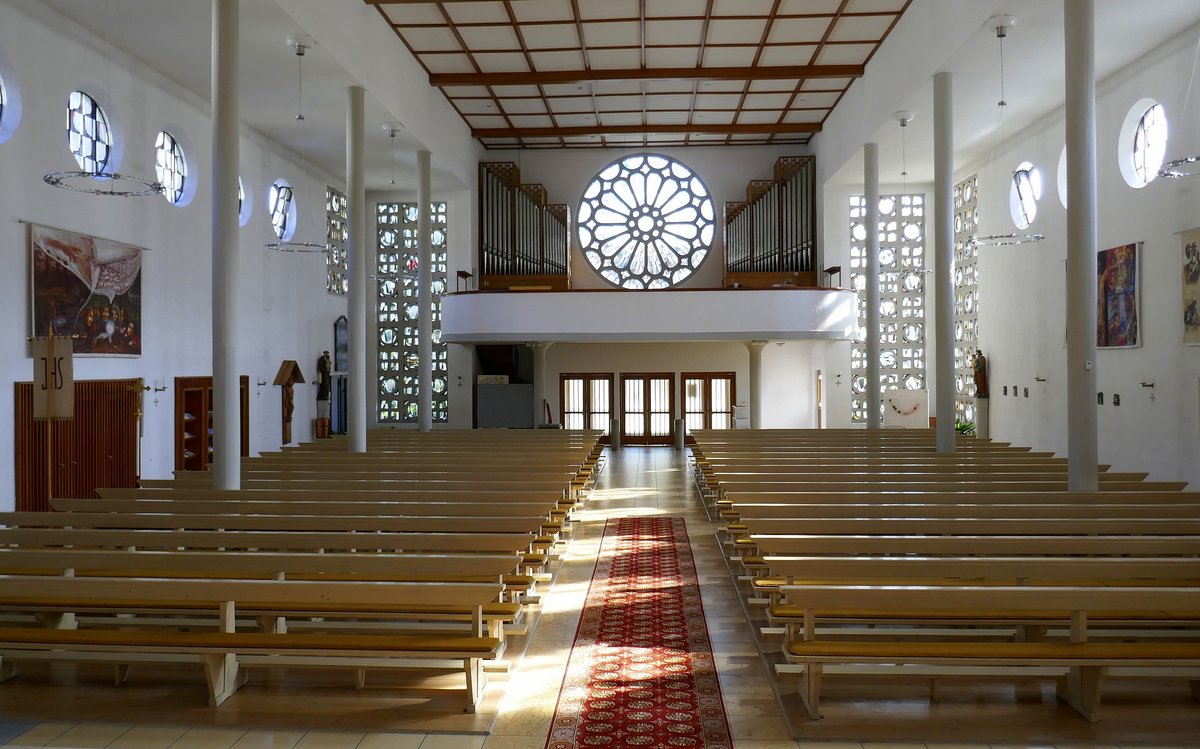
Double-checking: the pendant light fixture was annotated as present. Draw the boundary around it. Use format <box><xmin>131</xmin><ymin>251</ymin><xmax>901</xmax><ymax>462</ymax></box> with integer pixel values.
<box><xmin>265</xmin><ymin>34</ymin><xmax>328</xmax><ymax>253</ymax></box>
<box><xmin>1159</xmin><ymin>33</ymin><xmax>1200</xmax><ymax>178</ymax></box>
<box><xmin>973</xmin><ymin>16</ymin><xmax>1044</xmax><ymax>248</ymax></box>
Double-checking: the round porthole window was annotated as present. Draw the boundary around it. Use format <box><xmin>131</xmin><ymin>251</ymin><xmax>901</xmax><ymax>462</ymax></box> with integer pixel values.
<box><xmin>154</xmin><ymin>130</ymin><xmax>188</xmax><ymax>205</ymax></box>
<box><xmin>1009</xmin><ymin>161</ymin><xmax>1041</xmax><ymax>230</ymax></box>
<box><xmin>577</xmin><ymin>153</ymin><xmax>714</xmax><ymax>289</ymax></box>
<box><xmin>1118</xmin><ymin>99</ymin><xmax>1168</xmax><ymax>189</ymax></box>
<box><xmin>67</xmin><ymin>90</ymin><xmax>112</xmax><ymax>175</ymax></box>
<box><xmin>268</xmin><ymin>179</ymin><xmax>297</xmax><ymax>241</ymax></box>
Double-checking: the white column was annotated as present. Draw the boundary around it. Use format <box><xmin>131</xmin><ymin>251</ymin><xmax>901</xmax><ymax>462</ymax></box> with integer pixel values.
<box><xmin>528</xmin><ymin>342</ymin><xmax>552</xmax><ymax>426</ymax></box>
<box><xmin>933</xmin><ymin>71</ymin><xmax>956</xmax><ymax>452</ymax></box>
<box><xmin>1064</xmin><ymin>0</ymin><xmax>1099</xmax><ymax>491</ymax></box>
<box><xmin>864</xmin><ymin>143</ymin><xmax>881</xmax><ymax>429</ymax></box>
<box><xmin>346</xmin><ymin>86</ymin><xmax>368</xmax><ymax>453</ymax></box>
<box><xmin>210</xmin><ymin>0</ymin><xmax>239</xmax><ymax>490</ymax></box>
<box><xmin>417</xmin><ymin>150</ymin><xmax>433</xmax><ymax>432</ymax></box>
<box><xmin>746</xmin><ymin>340</ymin><xmax>767</xmax><ymax>429</ymax></box>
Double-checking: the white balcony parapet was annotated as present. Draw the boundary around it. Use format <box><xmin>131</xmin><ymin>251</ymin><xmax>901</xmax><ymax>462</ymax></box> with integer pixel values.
<box><xmin>441</xmin><ymin>288</ymin><xmax>858</xmax><ymax>344</ymax></box>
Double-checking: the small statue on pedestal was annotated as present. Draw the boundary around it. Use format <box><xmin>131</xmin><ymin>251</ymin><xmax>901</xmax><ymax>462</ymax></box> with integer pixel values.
<box><xmin>315</xmin><ymin>350</ymin><xmax>332</xmax><ymax>438</ymax></box>
<box><xmin>971</xmin><ymin>349</ymin><xmax>989</xmax><ymax>399</ymax></box>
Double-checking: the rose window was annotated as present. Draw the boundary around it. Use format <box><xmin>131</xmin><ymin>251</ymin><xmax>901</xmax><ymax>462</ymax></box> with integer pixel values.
<box><xmin>577</xmin><ymin>154</ymin><xmax>714</xmax><ymax>289</ymax></box>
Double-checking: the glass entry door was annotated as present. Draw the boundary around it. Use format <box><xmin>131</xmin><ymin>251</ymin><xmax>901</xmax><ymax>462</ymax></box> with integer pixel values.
<box><xmin>621</xmin><ymin>373</ymin><xmax>675</xmax><ymax>445</ymax></box>
<box><xmin>561</xmin><ymin>373</ymin><xmax>614</xmax><ymax>441</ymax></box>
<box><xmin>682</xmin><ymin>372</ymin><xmax>735</xmax><ymax>431</ymax></box>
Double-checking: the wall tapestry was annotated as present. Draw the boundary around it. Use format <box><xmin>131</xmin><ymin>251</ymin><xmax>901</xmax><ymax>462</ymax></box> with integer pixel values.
<box><xmin>30</xmin><ymin>223</ymin><xmax>143</xmax><ymax>356</ymax></box>
<box><xmin>1184</xmin><ymin>228</ymin><xmax>1200</xmax><ymax>345</ymax></box>
<box><xmin>1096</xmin><ymin>242</ymin><xmax>1139</xmax><ymax>349</ymax></box>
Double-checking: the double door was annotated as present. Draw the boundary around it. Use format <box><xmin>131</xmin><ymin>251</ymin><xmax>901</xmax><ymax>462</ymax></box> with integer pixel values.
<box><xmin>620</xmin><ymin>373</ymin><xmax>675</xmax><ymax>445</ymax></box>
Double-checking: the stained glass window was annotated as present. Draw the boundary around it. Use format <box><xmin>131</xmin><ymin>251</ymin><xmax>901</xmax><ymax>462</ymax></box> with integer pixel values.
<box><xmin>1008</xmin><ymin>161</ymin><xmax>1040</xmax><ymax>230</ymax></box>
<box><xmin>849</xmin><ymin>193</ymin><xmax>926</xmax><ymax>423</ymax></box>
<box><xmin>0</xmin><ymin>74</ymin><xmax>7</xmax><ymax>131</ymax></box>
<box><xmin>577</xmin><ymin>153</ymin><xmax>714</xmax><ymax>289</ymax></box>
<box><xmin>154</xmin><ymin>130</ymin><xmax>188</xmax><ymax>205</ymax></box>
<box><xmin>238</xmin><ymin>177</ymin><xmax>252</xmax><ymax>226</ymax></box>
<box><xmin>269</xmin><ymin>180</ymin><xmax>295</xmax><ymax>240</ymax></box>
<box><xmin>326</xmin><ymin>186</ymin><xmax>348</xmax><ymax>295</ymax></box>
<box><xmin>377</xmin><ymin>201</ymin><xmax>448</xmax><ymax>423</ymax></box>
<box><xmin>67</xmin><ymin>90</ymin><xmax>111</xmax><ymax>175</ymax></box>
<box><xmin>954</xmin><ymin>174</ymin><xmax>980</xmax><ymax>425</ymax></box>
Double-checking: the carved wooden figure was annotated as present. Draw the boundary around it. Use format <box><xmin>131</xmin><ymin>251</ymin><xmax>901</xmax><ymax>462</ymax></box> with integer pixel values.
<box><xmin>273</xmin><ymin>360</ymin><xmax>305</xmax><ymax>445</ymax></box>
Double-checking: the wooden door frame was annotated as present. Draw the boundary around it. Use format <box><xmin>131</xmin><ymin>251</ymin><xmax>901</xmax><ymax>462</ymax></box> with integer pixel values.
<box><xmin>619</xmin><ymin>372</ymin><xmax>675</xmax><ymax>446</ymax></box>
<box><xmin>559</xmin><ymin>373</ymin><xmax>615</xmax><ymax>443</ymax></box>
<box><xmin>681</xmin><ymin>371</ymin><xmax>737</xmax><ymax>431</ymax></box>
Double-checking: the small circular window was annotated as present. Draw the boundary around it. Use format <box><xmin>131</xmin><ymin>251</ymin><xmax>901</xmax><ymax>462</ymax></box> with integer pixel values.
<box><xmin>1118</xmin><ymin>99</ymin><xmax>1168</xmax><ymax>188</ymax></box>
<box><xmin>1008</xmin><ymin>161</ymin><xmax>1041</xmax><ymax>229</ymax></box>
<box><xmin>577</xmin><ymin>153</ymin><xmax>714</xmax><ymax>289</ymax></box>
<box><xmin>238</xmin><ymin>176</ymin><xmax>252</xmax><ymax>227</ymax></box>
<box><xmin>268</xmin><ymin>179</ymin><xmax>297</xmax><ymax>240</ymax></box>
<box><xmin>0</xmin><ymin>73</ymin><xmax>7</xmax><ymax>131</ymax></box>
<box><xmin>1056</xmin><ymin>145</ymin><xmax>1068</xmax><ymax>209</ymax></box>
<box><xmin>67</xmin><ymin>90</ymin><xmax>112</xmax><ymax>175</ymax></box>
<box><xmin>154</xmin><ymin>130</ymin><xmax>188</xmax><ymax>205</ymax></box>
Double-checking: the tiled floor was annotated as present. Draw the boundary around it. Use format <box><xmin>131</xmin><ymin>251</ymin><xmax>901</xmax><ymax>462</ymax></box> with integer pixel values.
<box><xmin>2</xmin><ymin>447</ymin><xmax>1196</xmax><ymax>748</ymax></box>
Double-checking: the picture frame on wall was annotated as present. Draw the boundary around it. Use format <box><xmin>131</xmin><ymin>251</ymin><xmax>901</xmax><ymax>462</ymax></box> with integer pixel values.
<box><xmin>1183</xmin><ymin>228</ymin><xmax>1200</xmax><ymax>345</ymax></box>
<box><xmin>30</xmin><ymin>223</ymin><xmax>144</xmax><ymax>356</ymax></box>
<box><xmin>1096</xmin><ymin>242</ymin><xmax>1140</xmax><ymax>349</ymax></box>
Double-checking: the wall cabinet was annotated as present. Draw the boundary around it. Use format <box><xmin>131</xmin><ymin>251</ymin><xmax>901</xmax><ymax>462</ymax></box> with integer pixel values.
<box><xmin>174</xmin><ymin>376</ymin><xmax>249</xmax><ymax>472</ymax></box>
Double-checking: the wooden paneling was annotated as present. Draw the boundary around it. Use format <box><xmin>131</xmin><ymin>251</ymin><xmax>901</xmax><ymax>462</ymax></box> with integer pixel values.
<box><xmin>173</xmin><ymin>376</ymin><xmax>250</xmax><ymax>472</ymax></box>
<box><xmin>14</xmin><ymin>379</ymin><xmax>139</xmax><ymax>510</ymax></box>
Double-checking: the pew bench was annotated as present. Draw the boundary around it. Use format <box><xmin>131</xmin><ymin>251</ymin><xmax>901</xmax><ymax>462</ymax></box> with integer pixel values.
<box><xmin>0</xmin><ymin>576</ymin><xmax>505</xmax><ymax>711</ymax></box>
<box><xmin>774</xmin><ymin>584</ymin><xmax>1200</xmax><ymax>722</ymax></box>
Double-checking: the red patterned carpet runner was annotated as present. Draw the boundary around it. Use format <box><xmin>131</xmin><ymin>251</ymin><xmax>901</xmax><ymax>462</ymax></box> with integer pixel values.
<box><xmin>545</xmin><ymin>516</ymin><xmax>733</xmax><ymax>748</ymax></box>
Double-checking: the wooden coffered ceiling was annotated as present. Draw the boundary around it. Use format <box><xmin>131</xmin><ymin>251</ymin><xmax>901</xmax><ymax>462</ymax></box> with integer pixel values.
<box><xmin>366</xmin><ymin>0</ymin><xmax>912</xmax><ymax>149</ymax></box>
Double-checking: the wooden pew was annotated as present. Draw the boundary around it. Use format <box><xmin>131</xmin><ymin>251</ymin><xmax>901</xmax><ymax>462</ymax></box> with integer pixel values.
<box><xmin>714</xmin><ymin>480</ymin><xmax>1187</xmax><ymax>493</ymax></box>
<box><xmin>722</xmin><ymin>490</ymin><xmax>1200</xmax><ymax>505</ymax></box>
<box><xmin>50</xmin><ymin>498</ymin><xmax>559</xmax><ymax>519</ymax></box>
<box><xmin>776</xmin><ymin>584</ymin><xmax>1200</xmax><ymax>722</ymax></box>
<box><xmin>0</xmin><ymin>575</ymin><xmax>504</xmax><ymax>711</ymax></box>
<box><xmin>727</xmin><ymin>502</ymin><xmax>1200</xmax><ymax>519</ymax></box>
<box><xmin>747</xmin><ymin>535</ymin><xmax>1200</xmax><ymax>557</ymax></box>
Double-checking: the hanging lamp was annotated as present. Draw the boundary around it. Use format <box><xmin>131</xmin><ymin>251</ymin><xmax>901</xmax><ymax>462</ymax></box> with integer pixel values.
<box><xmin>1159</xmin><ymin>34</ymin><xmax>1200</xmax><ymax>178</ymax></box>
<box><xmin>265</xmin><ymin>34</ymin><xmax>329</xmax><ymax>253</ymax></box>
<box><xmin>972</xmin><ymin>16</ymin><xmax>1044</xmax><ymax>248</ymax></box>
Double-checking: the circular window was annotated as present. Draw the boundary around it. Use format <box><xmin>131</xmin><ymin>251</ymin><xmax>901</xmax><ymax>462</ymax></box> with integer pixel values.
<box><xmin>1118</xmin><ymin>99</ymin><xmax>1168</xmax><ymax>188</ymax></box>
<box><xmin>268</xmin><ymin>179</ymin><xmax>297</xmax><ymax>240</ymax></box>
<box><xmin>0</xmin><ymin>73</ymin><xmax>7</xmax><ymax>132</ymax></box>
<box><xmin>154</xmin><ymin>130</ymin><xmax>188</xmax><ymax>205</ymax></box>
<box><xmin>1008</xmin><ymin>161</ymin><xmax>1041</xmax><ymax>230</ymax></box>
<box><xmin>238</xmin><ymin>177</ymin><xmax>252</xmax><ymax>226</ymax></box>
<box><xmin>67</xmin><ymin>90</ymin><xmax>112</xmax><ymax>174</ymax></box>
<box><xmin>1056</xmin><ymin>145</ymin><xmax>1068</xmax><ymax>209</ymax></box>
<box><xmin>577</xmin><ymin>153</ymin><xmax>714</xmax><ymax>289</ymax></box>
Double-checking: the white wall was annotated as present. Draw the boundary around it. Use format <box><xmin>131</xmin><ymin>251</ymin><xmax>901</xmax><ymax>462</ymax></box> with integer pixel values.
<box><xmin>489</xmin><ymin>145</ymin><xmax>810</xmax><ymax>289</ymax></box>
<box><xmin>965</xmin><ymin>28</ymin><xmax>1200</xmax><ymax>486</ymax></box>
<box><xmin>0</xmin><ymin>1</ymin><xmax>347</xmax><ymax>507</ymax></box>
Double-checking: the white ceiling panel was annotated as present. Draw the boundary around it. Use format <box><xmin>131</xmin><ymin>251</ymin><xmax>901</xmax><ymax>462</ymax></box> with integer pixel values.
<box><xmin>443</xmin><ymin>2</ymin><xmax>509</xmax><ymax>25</ymax></box>
<box><xmin>758</xmin><ymin>45</ymin><xmax>817</xmax><ymax>67</ymax></box>
<box><xmin>490</xmin><ymin>85</ymin><xmax>543</xmax><ymax>97</ymax></box>
<box><xmin>530</xmin><ymin>50</ymin><xmax>587</xmax><ymax>70</ymax></box>
<box><xmin>792</xmin><ymin>92</ymin><xmax>842</xmax><ymax>109</ymax></box>
<box><xmin>737</xmin><ymin>110</ymin><xmax>785</xmax><ymax>125</ymax></box>
<box><xmin>593</xmin><ymin>80</ymin><xmax>644</xmax><ymax>95</ymax></box>
<box><xmin>707</xmin><ymin>18</ymin><xmax>769</xmax><ymax>46</ymax></box>
<box><xmin>600</xmin><ymin>112</ymin><xmax>645</xmax><ymax>126</ymax></box>
<box><xmin>645</xmin><ymin>19</ymin><xmax>707</xmax><ymax>46</ymax></box>
<box><xmin>457</xmin><ymin>24</ymin><xmax>522</xmax><ymax>51</ymax></box>
<box><xmin>471</xmin><ymin>52</ymin><xmax>531</xmax><ymax>73</ymax></box>
<box><xmin>520</xmin><ymin>23</ymin><xmax>580</xmax><ymax>50</ymax></box>
<box><xmin>743</xmin><ymin>93</ymin><xmax>795</xmax><ymax>110</ymax></box>
<box><xmin>582</xmin><ymin>21</ymin><xmax>642</xmax><ymax>48</ymax></box>
<box><xmin>693</xmin><ymin>111</ymin><xmax>735</xmax><ymax>125</ymax></box>
<box><xmin>778</xmin><ymin>0</ymin><xmax>845</xmax><ymax>14</ymax></box>
<box><xmin>578</xmin><ymin>0</ymin><xmax>640</xmax><ymax>21</ymax></box>
<box><xmin>767</xmin><ymin>17</ymin><xmax>834</xmax><ymax>45</ymax></box>
<box><xmin>644</xmin><ymin>80</ymin><xmax>696</xmax><ymax>94</ymax></box>
<box><xmin>555</xmin><ymin>113</ymin><xmax>599</xmax><ymax>127</ymax></box>
<box><xmin>401</xmin><ymin>27</ymin><xmax>461</xmax><ymax>53</ymax></box>
<box><xmin>814</xmin><ymin>43</ymin><xmax>876</xmax><ymax>66</ymax></box>
<box><xmin>442</xmin><ymin>86</ymin><xmax>492</xmax><ymax>98</ymax></box>
<box><xmin>420</xmin><ymin>54</ymin><xmax>477</xmax><ymax>74</ymax></box>
<box><xmin>509</xmin><ymin>114</ymin><xmax>555</xmax><ymax>128</ymax></box>
<box><xmin>382</xmin><ymin>4</ymin><xmax>444</xmax><ymax>26</ymax></box>
<box><xmin>501</xmin><ymin>98</ymin><xmax>548</xmax><ymax>115</ymax></box>
<box><xmin>645</xmin><ymin>93</ymin><xmax>696</xmax><ymax>110</ymax></box>
<box><xmin>749</xmin><ymin>79</ymin><xmax>801</xmax><ymax>92</ymax></box>
<box><xmin>587</xmin><ymin>48</ymin><xmax>637</xmax><ymax>69</ymax></box>
<box><xmin>697</xmin><ymin>80</ymin><xmax>749</xmax><ymax>93</ymax></box>
<box><xmin>595</xmin><ymin>94</ymin><xmax>644</xmax><ymax>111</ymax></box>
<box><xmin>713</xmin><ymin>0</ymin><xmax>776</xmax><ymax>15</ymax></box>
<box><xmin>645</xmin><ymin>47</ymin><xmax>703</xmax><ymax>68</ymax></box>
<box><xmin>647</xmin><ymin>0</ymin><xmax>710</xmax><ymax>18</ymax></box>
<box><xmin>511</xmin><ymin>0</ymin><xmax>575</xmax><ymax>23</ymax></box>
<box><xmin>548</xmin><ymin>96</ymin><xmax>596</xmax><ymax>113</ymax></box>
<box><xmin>456</xmin><ymin>99</ymin><xmax>501</xmax><ymax>115</ymax></box>
<box><xmin>828</xmin><ymin>14</ymin><xmax>899</xmax><ymax>42</ymax></box>
<box><xmin>703</xmin><ymin>47</ymin><xmax>759</xmax><ymax>68</ymax></box>
<box><xmin>645</xmin><ymin>111</ymin><xmax>692</xmax><ymax>125</ymax></box>
<box><xmin>466</xmin><ymin>115</ymin><xmax>510</xmax><ymax>129</ymax></box>
<box><xmin>783</xmin><ymin>109</ymin><xmax>828</xmax><ymax>124</ymax></box>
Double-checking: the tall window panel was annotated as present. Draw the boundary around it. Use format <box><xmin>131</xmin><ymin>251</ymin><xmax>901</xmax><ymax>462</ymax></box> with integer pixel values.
<box><xmin>849</xmin><ymin>194</ymin><xmax>926</xmax><ymax>423</ymax></box>
<box><xmin>376</xmin><ymin>202</ymin><xmax>449</xmax><ymax>424</ymax></box>
<box><xmin>326</xmin><ymin>186</ymin><xmax>348</xmax><ymax>296</ymax></box>
<box><xmin>953</xmin><ymin>175</ymin><xmax>980</xmax><ymax>424</ymax></box>
<box><xmin>560</xmin><ymin>374</ymin><xmax>613</xmax><ymax>434</ymax></box>
<box><xmin>682</xmin><ymin>372</ymin><xmax>735</xmax><ymax>431</ymax></box>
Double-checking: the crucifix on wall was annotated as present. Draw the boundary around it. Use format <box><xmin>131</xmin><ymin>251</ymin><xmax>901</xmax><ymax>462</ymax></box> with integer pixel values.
<box><xmin>273</xmin><ymin>360</ymin><xmax>305</xmax><ymax>445</ymax></box>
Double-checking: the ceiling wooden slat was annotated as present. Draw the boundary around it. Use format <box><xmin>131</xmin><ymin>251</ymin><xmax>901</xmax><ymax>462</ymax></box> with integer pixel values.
<box><xmin>430</xmin><ymin>64</ymin><xmax>865</xmax><ymax>87</ymax></box>
<box><xmin>473</xmin><ymin>122</ymin><xmax>821</xmax><ymax>138</ymax></box>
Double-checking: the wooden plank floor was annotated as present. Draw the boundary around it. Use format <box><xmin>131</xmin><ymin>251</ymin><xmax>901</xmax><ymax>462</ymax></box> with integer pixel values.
<box><xmin>1</xmin><ymin>446</ymin><xmax>1196</xmax><ymax>748</ymax></box>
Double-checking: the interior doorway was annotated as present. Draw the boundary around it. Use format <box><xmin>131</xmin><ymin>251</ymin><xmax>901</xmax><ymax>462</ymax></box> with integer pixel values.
<box><xmin>560</xmin><ymin>373</ymin><xmax>614</xmax><ymax>442</ymax></box>
<box><xmin>620</xmin><ymin>373</ymin><xmax>674</xmax><ymax>445</ymax></box>
<box><xmin>682</xmin><ymin>372</ymin><xmax>735</xmax><ymax>430</ymax></box>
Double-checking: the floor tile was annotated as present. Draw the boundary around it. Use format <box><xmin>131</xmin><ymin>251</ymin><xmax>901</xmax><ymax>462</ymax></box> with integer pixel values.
<box><xmin>4</xmin><ymin>723</ymin><xmax>74</xmax><ymax>747</ymax></box>
<box><xmin>169</xmin><ymin>728</ymin><xmax>247</xmax><ymax>749</ymax></box>
<box><xmin>291</xmin><ymin>732</ymin><xmax>365</xmax><ymax>749</ymax></box>
<box><xmin>107</xmin><ymin>725</ymin><xmax>190</xmax><ymax>749</ymax></box>
<box><xmin>415</xmin><ymin>736</ymin><xmax>485</xmax><ymax>749</ymax></box>
<box><xmin>229</xmin><ymin>730</ymin><xmax>307</xmax><ymax>749</ymax></box>
<box><xmin>46</xmin><ymin>723</ymin><xmax>131</xmax><ymax>747</ymax></box>
<box><xmin>355</xmin><ymin>734</ymin><xmax>425</xmax><ymax>749</ymax></box>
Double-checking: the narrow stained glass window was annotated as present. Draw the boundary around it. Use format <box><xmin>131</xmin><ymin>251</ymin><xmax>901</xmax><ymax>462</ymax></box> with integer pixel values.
<box><xmin>269</xmin><ymin>180</ymin><xmax>295</xmax><ymax>240</ymax></box>
<box><xmin>154</xmin><ymin>130</ymin><xmax>188</xmax><ymax>205</ymax></box>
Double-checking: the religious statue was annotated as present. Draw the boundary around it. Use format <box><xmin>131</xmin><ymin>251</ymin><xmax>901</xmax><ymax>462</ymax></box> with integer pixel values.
<box><xmin>971</xmin><ymin>349</ymin><xmax>989</xmax><ymax>399</ymax></box>
<box><xmin>315</xmin><ymin>351</ymin><xmax>332</xmax><ymax>438</ymax></box>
